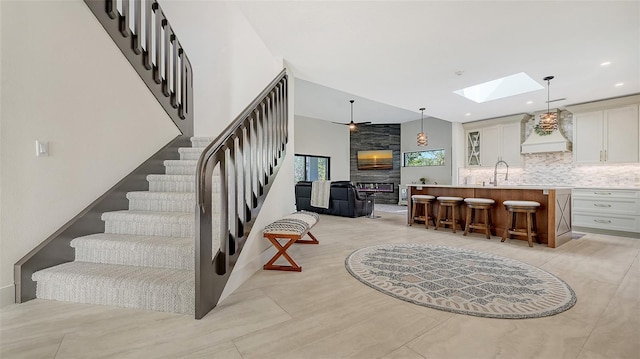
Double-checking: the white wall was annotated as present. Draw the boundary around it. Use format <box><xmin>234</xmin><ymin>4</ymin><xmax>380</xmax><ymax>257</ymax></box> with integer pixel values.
<box><xmin>160</xmin><ymin>1</ymin><xmax>282</xmax><ymax>137</ymax></box>
<box><xmin>294</xmin><ymin>115</ymin><xmax>350</xmax><ymax>181</ymax></box>
<box><xmin>451</xmin><ymin>122</ymin><xmax>465</xmax><ymax>185</ymax></box>
<box><xmin>0</xmin><ymin>0</ymin><xmax>5</xmax><ymax>307</ymax></box>
<box><xmin>401</xmin><ymin>117</ymin><xmax>453</xmax><ymax>185</ymax></box>
<box><xmin>0</xmin><ymin>0</ymin><xmax>180</xmax><ymax>306</ymax></box>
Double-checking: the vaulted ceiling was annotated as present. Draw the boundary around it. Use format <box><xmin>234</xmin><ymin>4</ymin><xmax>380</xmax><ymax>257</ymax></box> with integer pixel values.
<box><xmin>236</xmin><ymin>1</ymin><xmax>639</xmax><ymax>124</ymax></box>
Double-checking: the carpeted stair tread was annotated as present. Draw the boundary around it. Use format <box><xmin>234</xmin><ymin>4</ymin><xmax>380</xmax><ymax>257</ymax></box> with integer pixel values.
<box><xmin>164</xmin><ymin>160</ymin><xmax>198</xmax><ymax>166</ymax></box>
<box><xmin>126</xmin><ymin>191</ymin><xmax>194</xmax><ymax>200</ymax></box>
<box><xmin>32</xmin><ymin>261</ymin><xmax>194</xmax><ymax>314</ymax></box>
<box><xmin>147</xmin><ymin>174</ymin><xmax>195</xmax><ymax>182</ymax></box>
<box><xmin>147</xmin><ymin>174</ymin><xmax>195</xmax><ymax>192</ymax></box>
<box><xmin>127</xmin><ymin>191</ymin><xmax>195</xmax><ymax>212</ymax></box>
<box><xmin>164</xmin><ymin>160</ymin><xmax>197</xmax><ymax>175</ymax></box>
<box><xmin>190</xmin><ymin>137</ymin><xmax>213</xmax><ymax>148</ymax></box>
<box><xmin>147</xmin><ymin>174</ymin><xmax>219</xmax><ymax>193</ymax></box>
<box><xmin>102</xmin><ymin>210</ymin><xmax>194</xmax><ymax>237</ymax></box>
<box><xmin>178</xmin><ymin>147</ymin><xmax>204</xmax><ymax>160</ymax></box>
<box><xmin>71</xmin><ymin>233</ymin><xmax>193</xmax><ymax>269</ymax></box>
<box><xmin>102</xmin><ymin>210</ymin><xmax>193</xmax><ymax>223</ymax></box>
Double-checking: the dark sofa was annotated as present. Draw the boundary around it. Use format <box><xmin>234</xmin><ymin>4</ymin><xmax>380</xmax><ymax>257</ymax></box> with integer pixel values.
<box><xmin>295</xmin><ymin>181</ymin><xmax>373</xmax><ymax>218</ymax></box>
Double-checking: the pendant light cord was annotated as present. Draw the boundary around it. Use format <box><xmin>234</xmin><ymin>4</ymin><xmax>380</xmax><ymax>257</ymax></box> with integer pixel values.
<box><xmin>547</xmin><ymin>79</ymin><xmax>550</xmax><ymax>114</ymax></box>
<box><xmin>543</xmin><ymin>75</ymin><xmax>554</xmax><ymax>115</ymax></box>
<box><xmin>350</xmin><ymin>99</ymin><xmax>354</xmax><ymax>123</ymax></box>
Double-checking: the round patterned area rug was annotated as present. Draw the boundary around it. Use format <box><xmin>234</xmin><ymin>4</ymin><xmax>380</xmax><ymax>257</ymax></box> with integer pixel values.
<box><xmin>345</xmin><ymin>243</ymin><xmax>577</xmax><ymax>319</ymax></box>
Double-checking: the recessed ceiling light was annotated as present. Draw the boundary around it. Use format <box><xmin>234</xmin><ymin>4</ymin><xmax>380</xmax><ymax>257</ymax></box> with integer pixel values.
<box><xmin>453</xmin><ymin>72</ymin><xmax>543</xmax><ymax>103</ymax></box>
<box><xmin>526</xmin><ymin>101</ymin><xmax>533</xmax><ymax>105</ymax></box>
<box><xmin>615</xmin><ymin>82</ymin><xmax>624</xmax><ymax>87</ymax></box>
<box><xmin>600</xmin><ymin>61</ymin><xmax>612</xmax><ymax>66</ymax></box>
<box><xmin>465</xmin><ymin>113</ymin><xmax>471</xmax><ymax>116</ymax></box>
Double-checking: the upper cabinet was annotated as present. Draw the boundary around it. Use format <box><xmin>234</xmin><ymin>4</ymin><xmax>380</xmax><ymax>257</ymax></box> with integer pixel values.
<box><xmin>573</xmin><ymin>105</ymin><xmax>639</xmax><ymax>164</ymax></box>
<box><xmin>465</xmin><ymin>121</ymin><xmax>522</xmax><ymax>167</ymax></box>
<box><xmin>467</xmin><ymin>130</ymin><xmax>481</xmax><ymax>166</ymax></box>
<box><xmin>499</xmin><ymin>122</ymin><xmax>522</xmax><ymax>165</ymax></box>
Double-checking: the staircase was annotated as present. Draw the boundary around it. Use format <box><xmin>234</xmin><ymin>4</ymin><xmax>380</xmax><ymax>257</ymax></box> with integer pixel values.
<box><xmin>31</xmin><ymin>137</ymin><xmax>215</xmax><ymax>315</ymax></box>
<box><xmin>13</xmin><ymin>0</ymin><xmax>287</xmax><ymax>319</ymax></box>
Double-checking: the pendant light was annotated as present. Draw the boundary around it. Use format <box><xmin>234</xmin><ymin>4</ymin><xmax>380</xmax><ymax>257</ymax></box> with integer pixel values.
<box><xmin>538</xmin><ymin>76</ymin><xmax>558</xmax><ymax>133</ymax></box>
<box><xmin>417</xmin><ymin>107</ymin><xmax>428</xmax><ymax>146</ymax></box>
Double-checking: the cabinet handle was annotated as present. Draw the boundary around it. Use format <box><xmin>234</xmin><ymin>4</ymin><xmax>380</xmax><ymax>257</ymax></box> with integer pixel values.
<box><xmin>594</xmin><ymin>204</ymin><xmax>612</xmax><ymax>207</ymax></box>
<box><xmin>600</xmin><ymin>150</ymin><xmax>603</xmax><ymax>162</ymax></box>
<box><xmin>593</xmin><ymin>192</ymin><xmax>612</xmax><ymax>195</ymax></box>
<box><xmin>594</xmin><ymin>219</ymin><xmax>612</xmax><ymax>224</ymax></box>
<box><xmin>604</xmin><ymin>150</ymin><xmax>607</xmax><ymax>162</ymax></box>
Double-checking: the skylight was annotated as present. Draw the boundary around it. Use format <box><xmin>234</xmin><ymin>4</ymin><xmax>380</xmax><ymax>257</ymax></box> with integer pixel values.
<box><xmin>454</xmin><ymin>72</ymin><xmax>543</xmax><ymax>103</ymax></box>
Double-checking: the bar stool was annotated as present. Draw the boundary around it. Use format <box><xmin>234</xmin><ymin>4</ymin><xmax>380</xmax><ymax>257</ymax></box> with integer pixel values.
<box><xmin>501</xmin><ymin>200</ymin><xmax>541</xmax><ymax>247</ymax></box>
<box><xmin>435</xmin><ymin>196</ymin><xmax>464</xmax><ymax>233</ymax></box>
<box><xmin>463</xmin><ymin>198</ymin><xmax>495</xmax><ymax>239</ymax></box>
<box><xmin>410</xmin><ymin>194</ymin><xmax>436</xmax><ymax>229</ymax></box>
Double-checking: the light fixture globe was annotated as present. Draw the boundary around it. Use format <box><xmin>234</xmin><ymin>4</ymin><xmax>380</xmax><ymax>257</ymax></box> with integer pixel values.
<box><xmin>538</xmin><ymin>76</ymin><xmax>558</xmax><ymax>133</ymax></box>
<box><xmin>417</xmin><ymin>107</ymin><xmax>428</xmax><ymax>146</ymax></box>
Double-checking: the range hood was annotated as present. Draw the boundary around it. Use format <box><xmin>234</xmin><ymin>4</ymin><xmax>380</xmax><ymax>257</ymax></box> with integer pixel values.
<box><xmin>521</xmin><ymin>112</ymin><xmax>571</xmax><ymax>154</ymax></box>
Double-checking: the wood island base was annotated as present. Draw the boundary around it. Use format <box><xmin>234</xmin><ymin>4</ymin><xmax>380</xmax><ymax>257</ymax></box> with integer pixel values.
<box><xmin>407</xmin><ymin>185</ymin><xmax>572</xmax><ymax>248</ymax></box>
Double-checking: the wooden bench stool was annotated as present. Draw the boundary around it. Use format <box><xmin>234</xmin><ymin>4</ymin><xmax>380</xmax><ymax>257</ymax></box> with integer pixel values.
<box><xmin>410</xmin><ymin>194</ymin><xmax>436</xmax><ymax>229</ymax></box>
<box><xmin>463</xmin><ymin>198</ymin><xmax>495</xmax><ymax>239</ymax></box>
<box><xmin>435</xmin><ymin>196</ymin><xmax>464</xmax><ymax>233</ymax></box>
<box><xmin>263</xmin><ymin>211</ymin><xmax>319</xmax><ymax>271</ymax></box>
<box><xmin>501</xmin><ymin>200</ymin><xmax>540</xmax><ymax>247</ymax></box>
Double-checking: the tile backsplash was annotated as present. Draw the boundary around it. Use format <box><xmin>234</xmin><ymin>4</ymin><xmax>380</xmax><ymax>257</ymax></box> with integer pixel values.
<box><xmin>459</xmin><ymin>152</ymin><xmax>640</xmax><ymax>188</ymax></box>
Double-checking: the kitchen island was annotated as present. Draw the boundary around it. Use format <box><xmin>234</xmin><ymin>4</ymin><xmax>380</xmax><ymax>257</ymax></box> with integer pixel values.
<box><xmin>407</xmin><ymin>185</ymin><xmax>572</xmax><ymax>248</ymax></box>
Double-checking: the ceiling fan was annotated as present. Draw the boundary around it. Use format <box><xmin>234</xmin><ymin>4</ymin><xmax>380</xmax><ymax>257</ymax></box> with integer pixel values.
<box><xmin>333</xmin><ymin>100</ymin><xmax>371</xmax><ymax>131</ymax></box>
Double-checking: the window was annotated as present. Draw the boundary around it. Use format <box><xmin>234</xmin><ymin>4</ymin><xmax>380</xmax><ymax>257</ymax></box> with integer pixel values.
<box><xmin>453</xmin><ymin>72</ymin><xmax>543</xmax><ymax>103</ymax></box>
<box><xmin>403</xmin><ymin>149</ymin><xmax>445</xmax><ymax>167</ymax></box>
<box><xmin>294</xmin><ymin>154</ymin><xmax>330</xmax><ymax>182</ymax></box>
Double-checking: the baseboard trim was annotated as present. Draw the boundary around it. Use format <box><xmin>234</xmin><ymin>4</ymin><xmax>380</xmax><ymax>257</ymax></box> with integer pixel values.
<box><xmin>573</xmin><ymin>226</ymin><xmax>640</xmax><ymax>239</ymax></box>
<box><xmin>1</xmin><ymin>284</ymin><xmax>15</xmax><ymax>308</ymax></box>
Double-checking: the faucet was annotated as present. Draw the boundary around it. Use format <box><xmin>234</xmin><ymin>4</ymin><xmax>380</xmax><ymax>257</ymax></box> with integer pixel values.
<box><xmin>492</xmin><ymin>160</ymin><xmax>509</xmax><ymax>187</ymax></box>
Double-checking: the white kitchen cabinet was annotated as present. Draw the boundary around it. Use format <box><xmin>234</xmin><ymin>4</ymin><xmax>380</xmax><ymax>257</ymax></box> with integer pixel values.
<box><xmin>572</xmin><ymin>188</ymin><xmax>640</xmax><ymax>234</ymax></box>
<box><xmin>574</xmin><ymin>105</ymin><xmax>639</xmax><ymax>164</ymax></box>
<box><xmin>480</xmin><ymin>126</ymin><xmax>499</xmax><ymax>167</ymax></box>
<box><xmin>466</xmin><ymin>123</ymin><xmax>521</xmax><ymax>167</ymax></box>
<box><xmin>500</xmin><ymin>122</ymin><xmax>522</xmax><ymax>165</ymax></box>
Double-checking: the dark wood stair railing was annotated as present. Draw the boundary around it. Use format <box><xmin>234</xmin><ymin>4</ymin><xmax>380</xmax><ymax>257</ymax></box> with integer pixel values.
<box><xmin>84</xmin><ymin>0</ymin><xmax>193</xmax><ymax>136</ymax></box>
<box><xmin>195</xmin><ymin>69</ymin><xmax>288</xmax><ymax>319</ymax></box>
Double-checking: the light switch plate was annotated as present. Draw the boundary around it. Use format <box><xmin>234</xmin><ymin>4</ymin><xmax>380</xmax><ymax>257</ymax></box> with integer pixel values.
<box><xmin>36</xmin><ymin>140</ymin><xmax>48</xmax><ymax>157</ymax></box>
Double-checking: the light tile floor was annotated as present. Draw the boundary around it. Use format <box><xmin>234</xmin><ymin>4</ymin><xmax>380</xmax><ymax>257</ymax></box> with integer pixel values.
<box><xmin>1</xmin><ymin>211</ymin><xmax>639</xmax><ymax>358</ymax></box>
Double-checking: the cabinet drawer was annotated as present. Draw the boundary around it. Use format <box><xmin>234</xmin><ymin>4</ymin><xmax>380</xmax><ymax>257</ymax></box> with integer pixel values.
<box><xmin>573</xmin><ymin>198</ymin><xmax>639</xmax><ymax>215</ymax></box>
<box><xmin>572</xmin><ymin>189</ymin><xmax>639</xmax><ymax>199</ymax></box>
<box><xmin>573</xmin><ymin>213</ymin><xmax>638</xmax><ymax>232</ymax></box>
